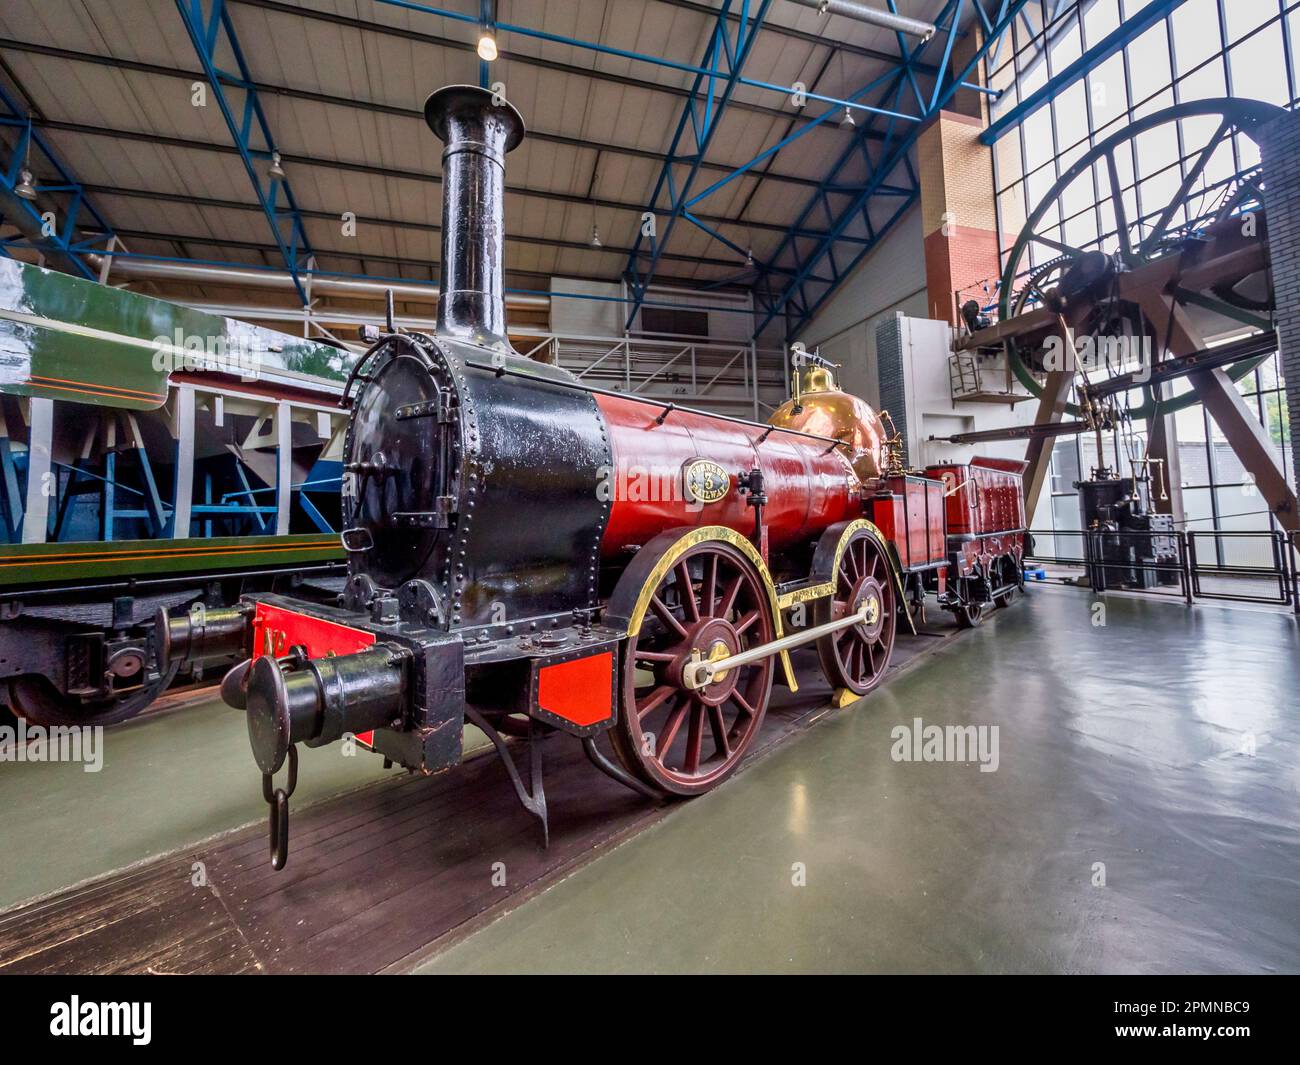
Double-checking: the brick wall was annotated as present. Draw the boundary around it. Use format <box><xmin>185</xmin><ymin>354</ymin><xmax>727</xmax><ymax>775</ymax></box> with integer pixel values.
<box><xmin>917</xmin><ymin>111</ymin><xmax>1005</xmax><ymax>325</ymax></box>
<box><xmin>1260</xmin><ymin>109</ymin><xmax>1300</xmax><ymax>488</ymax></box>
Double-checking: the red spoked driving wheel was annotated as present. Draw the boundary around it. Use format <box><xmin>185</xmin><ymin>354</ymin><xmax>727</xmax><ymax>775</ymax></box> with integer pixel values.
<box><xmin>610</xmin><ymin>538</ymin><xmax>776</xmax><ymax>797</ymax></box>
<box><xmin>815</xmin><ymin>529</ymin><xmax>896</xmax><ymax>697</ymax></box>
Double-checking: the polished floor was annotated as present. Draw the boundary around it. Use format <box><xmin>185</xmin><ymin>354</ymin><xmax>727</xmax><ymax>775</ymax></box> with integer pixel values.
<box><xmin>418</xmin><ymin>587</ymin><xmax>1300</xmax><ymax>974</ymax></box>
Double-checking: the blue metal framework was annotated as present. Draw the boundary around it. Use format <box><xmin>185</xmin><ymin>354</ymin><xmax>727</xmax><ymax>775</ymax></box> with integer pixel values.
<box><xmin>0</xmin><ymin>80</ymin><xmax>117</xmax><ymax>279</ymax></box>
<box><xmin>622</xmin><ymin>0</ymin><xmax>775</xmax><ymax>327</ymax></box>
<box><xmin>750</xmin><ymin>0</ymin><xmax>1033</xmax><ymax>341</ymax></box>
<box><xmin>175</xmin><ymin>0</ymin><xmax>316</xmax><ymax>304</ymax></box>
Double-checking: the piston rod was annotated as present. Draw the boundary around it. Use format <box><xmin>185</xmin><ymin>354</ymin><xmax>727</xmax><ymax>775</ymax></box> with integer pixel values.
<box><xmin>682</xmin><ymin>603</ymin><xmax>873</xmax><ymax>690</ymax></box>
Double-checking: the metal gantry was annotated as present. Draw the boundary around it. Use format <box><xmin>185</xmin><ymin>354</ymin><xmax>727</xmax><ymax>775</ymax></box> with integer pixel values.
<box><xmin>5</xmin><ymin>0</ymin><xmax>1056</xmax><ymax>345</ymax></box>
<box><xmin>750</xmin><ymin>0</ymin><xmax>1033</xmax><ymax>342</ymax></box>
<box><xmin>621</xmin><ymin>0</ymin><xmax>775</xmax><ymax>328</ymax></box>
<box><xmin>174</xmin><ymin>0</ymin><xmax>316</xmax><ymax>305</ymax></box>
<box><xmin>0</xmin><ymin>79</ymin><xmax>117</xmax><ymax>279</ymax></box>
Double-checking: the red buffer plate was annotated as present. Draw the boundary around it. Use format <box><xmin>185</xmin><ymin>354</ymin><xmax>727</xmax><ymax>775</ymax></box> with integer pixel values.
<box><xmin>251</xmin><ymin>602</ymin><xmax>379</xmax><ymax>746</ymax></box>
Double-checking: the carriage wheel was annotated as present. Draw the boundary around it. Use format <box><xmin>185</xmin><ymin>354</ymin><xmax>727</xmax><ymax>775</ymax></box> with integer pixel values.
<box><xmin>815</xmin><ymin>529</ymin><xmax>896</xmax><ymax>697</ymax></box>
<box><xmin>610</xmin><ymin>539</ymin><xmax>776</xmax><ymax>797</ymax></box>
<box><xmin>951</xmin><ymin>571</ymin><xmax>985</xmax><ymax>628</ymax></box>
<box><xmin>993</xmin><ymin>556</ymin><xmax>1017</xmax><ymax>609</ymax></box>
<box><xmin>4</xmin><ymin>663</ymin><xmax>180</xmax><ymax>727</ymax></box>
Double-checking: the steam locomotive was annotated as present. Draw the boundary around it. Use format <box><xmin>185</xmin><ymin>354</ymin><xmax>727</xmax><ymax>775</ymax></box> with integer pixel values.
<box><xmin>160</xmin><ymin>86</ymin><xmax>1025</xmax><ymax>869</ymax></box>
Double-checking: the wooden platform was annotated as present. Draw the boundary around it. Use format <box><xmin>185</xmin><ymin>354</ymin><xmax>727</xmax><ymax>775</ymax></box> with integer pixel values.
<box><xmin>0</xmin><ymin>628</ymin><xmax>958</xmax><ymax>975</ymax></box>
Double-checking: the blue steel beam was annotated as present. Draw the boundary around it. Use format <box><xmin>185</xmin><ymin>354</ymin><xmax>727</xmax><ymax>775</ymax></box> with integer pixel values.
<box><xmin>621</xmin><ymin>0</ymin><xmax>775</xmax><ymax>329</ymax></box>
<box><xmin>0</xmin><ymin>81</ymin><xmax>116</xmax><ymax>278</ymax></box>
<box><xmin>753</xmin><ymin>0</ymin><xmax>1032</xmax><ymax>341</ymax></box>
<box><xmin>175</xmin><ymin>0</ymin><xmax>315</xmax><ymax>304</ymax></box>
<box><xmin>981</xmin><ymin>0</ymin><xmax>1190</xmax><ymax>145</ymax></box>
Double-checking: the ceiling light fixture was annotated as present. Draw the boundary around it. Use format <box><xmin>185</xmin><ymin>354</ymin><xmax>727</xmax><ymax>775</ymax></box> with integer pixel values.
<box><xmin>268</xmin><ymin>151</ymin><xmax>286</xmax><ymax>179</ymax></box>
<box><xmin>14</xmin><ymin>169</ymin><xmax>37</xmax><ymax>201</ymax></box>
<box><xmin>14</xmin><ymin>113</ymin><xmax>37</xmax><ymax>201</ymax></box>
<box><xmin>477</xmin><ymin>32</ymin><xmax>498</xmax><ymax>62</ymax></box>
<box><xmin>840</xmin><ymin>107</ymin><xmax>856</xmax><ymax>128</ymax></box>
<box><xmin>590</xmin><ymin>225</ymin><xmax>602</xmax><ymax>248</ymax></box>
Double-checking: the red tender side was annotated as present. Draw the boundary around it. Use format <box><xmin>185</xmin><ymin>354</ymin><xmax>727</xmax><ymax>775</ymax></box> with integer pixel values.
<box><xmin>868</xmin><ymin>474</ymin><xmax>946</xmax><ymax>571</ymax></box>
<box><xmin>924</xmin><ymin>456</ymin><xmax>1027</xmax><ymax>539</ymax></box>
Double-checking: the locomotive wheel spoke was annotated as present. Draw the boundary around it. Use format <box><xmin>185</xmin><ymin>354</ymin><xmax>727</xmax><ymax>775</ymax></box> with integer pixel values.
<box><xmin>636</xmin><ymin>649</ymin><xmax>678</xmax><ymax>664</ymax></box>
<box><xmin>708</xmin><ymin>703</ymin><xmax>731</xmax><ymax>758</ymax></box>
<box><xmin>734</xmin><ymin>608</ymin><xmax>760</xmax><ymax>635</ymax></box>
<box><xmin>701</xmin><ymin>554</ymin><xmax>718</xmax><ymax>617</ymax></box>
<box><xmin>638</xmin><ymin>684</ymin><xmax>677</xmax><ymax>720</ymax></box>
<box><xmin>676</xmin><ymin>561</ymin><xmax>700</xmax><ymax>624</ymax></box>
<box><xmin>650</xmin><ymin>594</ymin><xmax>688</xmax><ymax>640</ymax></box>
<box><xmin>845</xmin><ymin>548</ymin><xmax>861</xmax><ymax>582</ymax></box>
<box><xmin>731</xmin><ymin>689</ymin><xmax>756</xmax><ymax>718</ymax></box>
<box><xmin>684</xmin><ymin>702</ymin><xmax>704</xmax><ymax>774</ymax></box>
<box><xmin>717</xmin><ymin>574</ymin><xmax>743</xmax><ymax>620</ymax></box>
<box><xmin>657</xmin><ymin>698</ymin><xmax>690</xmax><ymax>757</ymax></box>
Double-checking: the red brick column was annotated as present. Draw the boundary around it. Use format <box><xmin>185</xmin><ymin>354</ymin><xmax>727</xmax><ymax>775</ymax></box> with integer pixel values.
<box><xmin>917</xmin><ymin>110</ymin><xmax>1007</xmax><ymax>326</ymax></box>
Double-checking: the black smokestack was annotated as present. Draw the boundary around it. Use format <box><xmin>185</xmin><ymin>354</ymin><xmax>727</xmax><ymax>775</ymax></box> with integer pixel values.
<box><xmin>423</xmin><ymin>85</ymin><xmax>525</xmax><ymax>351</ymax></box>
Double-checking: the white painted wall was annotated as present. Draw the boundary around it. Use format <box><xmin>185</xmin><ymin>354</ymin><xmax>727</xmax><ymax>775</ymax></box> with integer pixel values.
<box><xmin>890</xmin><ymin>314</ymin><xmax>1039</xmax><ymax>469</ymax></box>
<box><xmin>549</xmin><ymin>278</ymin><xmax>623</xmax><ymax>336</ymax></box>
<box><xmin>798</xmin><ymin>205</ymin><xmax>928</xmax><ymax>409</ymax></box>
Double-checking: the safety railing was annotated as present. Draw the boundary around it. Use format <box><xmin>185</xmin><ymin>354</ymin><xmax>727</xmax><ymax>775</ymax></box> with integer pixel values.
<box><xmin>1026</xmin><ymin>528</ymin><xmax>1192</xmax><ymax>604</ymax></box>
<box><xmin>1291</xmin><ymin>531</ymin><xmax>1300</xmax><ymax>617</ymax></box>
<box><xmin>515</xmin><ymin>332</ymin><xmax>788</xmax><ymax>418</ymax></box>
<box><xmin>1025</xmin><ymin>528</ymin><xmax>1299</xmax><ymax>612</ymax></box>
<box><xmin>1186</xmin><ymin>530</ymin><xmax>1293</xmax><ymax>606</ymax></box>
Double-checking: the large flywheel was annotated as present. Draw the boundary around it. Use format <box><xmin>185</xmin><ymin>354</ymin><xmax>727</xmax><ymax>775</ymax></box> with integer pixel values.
<box><xmin>998</xmin><ymin>98</ymin><xmax>1283</xmax><ymax>420</ymax></box>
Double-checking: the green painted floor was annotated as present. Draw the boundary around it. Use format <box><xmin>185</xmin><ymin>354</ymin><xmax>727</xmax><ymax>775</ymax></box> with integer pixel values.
<box><xmin>417</xmin><ymin>587</ymin><xmax>1300</xmax><ymax>974</ymax></box>
<box><xmin>0</xmin><ymin>696</ymin><xmax>490</xmax><ymax>913</ymax></box>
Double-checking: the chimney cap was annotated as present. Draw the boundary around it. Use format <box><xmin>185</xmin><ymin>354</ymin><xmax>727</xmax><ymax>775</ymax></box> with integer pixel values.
<box><xmin>423</xmin><ymin>84</ymin><xmax>525</xmax><ymax>154</ymax></box>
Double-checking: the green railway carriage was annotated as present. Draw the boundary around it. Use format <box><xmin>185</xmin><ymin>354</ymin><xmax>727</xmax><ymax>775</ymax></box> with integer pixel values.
<box><xmin>0</xmin><ymin>258</ymin><xmax>349</xmax><ymax>726</ymax></box>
